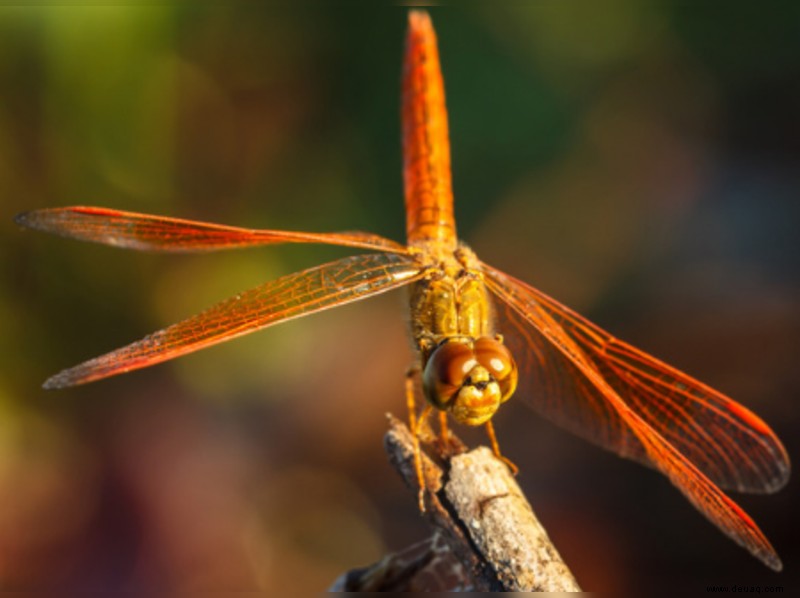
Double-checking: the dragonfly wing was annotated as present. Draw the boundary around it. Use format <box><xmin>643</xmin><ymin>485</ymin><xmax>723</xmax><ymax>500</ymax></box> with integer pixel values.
<box><xmin>620</xmin><ymin>389</ymin><xmax>783</xmax><ymax>571</ymax></box>
<box><xmin>489</xmin><ymin>285</ymin><xmax>647</xmax><ymax>460</ymax></box>
<box><xmin>482</xmin><ymin>263</ymin><xmax>784</xmax><ymax>570</ymax></box>
<box><xmin>44</xmin><ymin>253</ymin><xmax>423</xmax><ymax>388</ymax></box>
<box><xmin>15</xmin><ymin>206</ymin><xmax>407</xmax><ymax>253</ymax></box>
<box><xmin>482</xmin><ymin>263</ymin><xmax>789</xmax><ymax>495</ymax></box>
<box><xmin>587</xmin><ymin>338</ymin><xmax>789</xmax><ymax>494</ymax></box>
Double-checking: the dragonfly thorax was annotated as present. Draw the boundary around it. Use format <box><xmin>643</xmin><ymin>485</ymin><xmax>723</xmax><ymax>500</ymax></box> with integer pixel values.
<box><xmin>408</xmin><ymin>246</ymin><xmax>519</xmax><ymax>425</ymax></box>
<box><xmin>422</xmin><ymin>336</ymin><xmax>518</xmax><ymax>426</ymax></box>
<box><xmin>408</xmin><ymin>246</ymin><xmax>493</xmax><ymax>356</ymax></box>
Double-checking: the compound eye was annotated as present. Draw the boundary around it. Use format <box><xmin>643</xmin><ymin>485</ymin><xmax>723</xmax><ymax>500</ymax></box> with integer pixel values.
<box><xmin>474</xmin><ymin>337</ymin><xmax>514</xmax><ymax>380</ymax></box>
<box><xmin>422</xmin><ymin>341</ymin><xmax>477</xmax><ymax>409</ymax></box>
<box><xmin>474</xmin><ymin>336</ymin><xmax>518</xmax><ymax>401</ymax></box>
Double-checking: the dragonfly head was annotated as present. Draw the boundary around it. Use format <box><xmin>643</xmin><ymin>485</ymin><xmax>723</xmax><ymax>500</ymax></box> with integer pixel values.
<box><xmin>422</xmin><ymin>336</ymin><xmax>518</xmax><ymax>426</ymax></box>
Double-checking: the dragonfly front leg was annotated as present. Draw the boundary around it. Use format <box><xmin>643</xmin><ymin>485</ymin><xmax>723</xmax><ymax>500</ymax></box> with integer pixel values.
<box><xmin>437</xmin><ymin>410</ymin><xmax>450</xmax><ymax>447</ymax></box>
<box><xmin>405</xmin><ymin>365</ymin><xmax>433</xmax><ymax>511</ymax></box>
<box><xmin>484</xmin><ymin>420</ymin><xmax>519</xmax><ymax>476</ymax></box>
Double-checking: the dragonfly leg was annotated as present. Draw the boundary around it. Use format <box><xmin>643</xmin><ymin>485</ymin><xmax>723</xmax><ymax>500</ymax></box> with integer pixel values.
<box><xmin>434</xmin><ymin>410</ymin><xmax>461</xmax><ymax>457</ymax></box>
<box><xmin>438</xmin><ymin>410</ymin><xmax>449</xmax><ymax>445</ymax></box>
<box><xmin>405</xmin><ymin>366</ymin><xmax>430</xmax><ymax>512</ymax></box>
<box><xmin>485</xmin><ymin>420</ymin><xmax>518</xmax><ymax>475</ymax></box>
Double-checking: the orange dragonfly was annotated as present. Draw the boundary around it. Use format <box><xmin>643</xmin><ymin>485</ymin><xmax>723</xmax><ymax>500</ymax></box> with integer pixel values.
<box><xmin>16</xmin><ymin>10</ymin><xmax>788</xmax><ymax>571</ymax></box>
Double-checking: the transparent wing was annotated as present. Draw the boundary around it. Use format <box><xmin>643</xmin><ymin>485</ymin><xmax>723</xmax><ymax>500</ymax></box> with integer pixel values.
<box><xmin>482</xmin><ymin>262</ymin><xmax>784</xmax><ymax>570</ymax></box>
<box><xmin>44</xmin><ymin>252</ymin><xmax>423</xmax><ymax>388</ymax></box>
<box><xmin>482</xmin><ymin>263</ymin><xmax>788</xmax><ymax>494</ymax></box>
<box><xmin>15</xmin><ymin>206</ymin><xmax>408</xmax><ymax>253</ymax></box>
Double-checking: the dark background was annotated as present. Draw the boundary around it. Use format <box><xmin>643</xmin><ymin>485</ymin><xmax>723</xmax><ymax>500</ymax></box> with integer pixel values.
<box><xmin>2</xmin><ymin>3</ymin><xmax>798</xmax><ymax>592</ymax></box>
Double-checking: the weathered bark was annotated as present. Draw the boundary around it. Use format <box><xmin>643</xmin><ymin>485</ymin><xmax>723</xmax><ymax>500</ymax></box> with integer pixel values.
<box><xmin>331</xmin><ymin>415</ymin><xmax>581</xmax><ymax>592</ymax></box>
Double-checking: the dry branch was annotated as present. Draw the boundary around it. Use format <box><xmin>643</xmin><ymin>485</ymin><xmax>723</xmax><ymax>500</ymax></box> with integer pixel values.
<box><xmin>331</xmin><ymin>415</ymin><xmax>581</xmax><ymax>592</ymax></box>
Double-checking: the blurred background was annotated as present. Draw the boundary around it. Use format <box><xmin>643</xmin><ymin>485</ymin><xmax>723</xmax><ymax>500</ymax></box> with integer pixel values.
<box><xmin>2</xmin><ymin>2</ymin><xmax>798</xmax><ymax>592</ymax></box>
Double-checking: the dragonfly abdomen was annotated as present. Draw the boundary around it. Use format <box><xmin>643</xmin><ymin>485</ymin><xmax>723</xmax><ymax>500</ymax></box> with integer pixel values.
<box><xmin>402</xmin><ymin>10</ymin><xmax>456</xmax><ymax>248</ymax></box>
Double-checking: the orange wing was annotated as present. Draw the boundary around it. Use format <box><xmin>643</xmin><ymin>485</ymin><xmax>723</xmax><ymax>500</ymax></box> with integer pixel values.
<box><xmin>15</xmin><ymin>207</ymin><xmax>407</xmax><ymax>253</ymax></box>
<box><xmin>43</xmin><ymin>252</ymin><xmax>423</xmax><ymax>389</ymax></box>
<box><xmin>402</xmin><ymin>11</ymin><xmax>457</xmax><ymax>248</ymax></box>
<box><xmin>482</xmin><ymin>262</ymin><xmax>787</xmax><ymax>570</ymax></box>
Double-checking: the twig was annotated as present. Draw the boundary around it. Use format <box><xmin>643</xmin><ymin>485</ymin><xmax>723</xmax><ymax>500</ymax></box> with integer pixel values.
<box><xmin>331</xmin><ymin>415</ymin><xmax>581</xmax><ymax>592</ymax></box>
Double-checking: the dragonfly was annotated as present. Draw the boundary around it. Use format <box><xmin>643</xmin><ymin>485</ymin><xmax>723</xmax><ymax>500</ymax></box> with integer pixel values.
<box><xmin>16</xmin><ymin>10</ymin><xmax>788</xmax><ymax>571</ymax></box>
